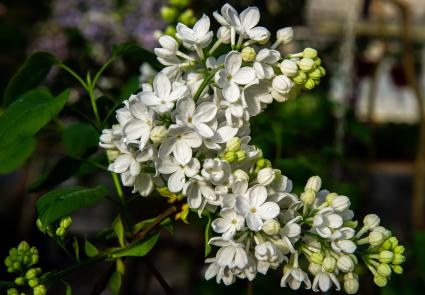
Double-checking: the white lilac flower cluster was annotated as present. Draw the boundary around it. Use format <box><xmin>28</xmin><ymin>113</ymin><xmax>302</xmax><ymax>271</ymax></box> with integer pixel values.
<box><xmin>100</xmin><ymin>3</ymin><xmax>404</xmax><ymax>293</ymax></box>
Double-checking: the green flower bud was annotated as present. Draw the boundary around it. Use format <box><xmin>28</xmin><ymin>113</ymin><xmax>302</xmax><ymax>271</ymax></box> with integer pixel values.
<box><xmin>369</xmin><ymin>231</ymin><xmax>385</xmax><ymax>247</ymax></box>
<box><xmin>9</xmin><ymin>248</ymin><xmax>17</xmax><ymax>256</ymax></box>
<box><xmin>377</xmin><ymin>263</ymin><xmax>392</xmax><ymax>277</ymax></box>
<box><xmin>164</xmin><ymin>25</ymin><xmax>177</xmax><ymax>37</ymax></box>
<box><xmin>235</xmin><ymin>150</ymin><xmax>247</xmax><ymax>161</ymax></box>
<box><xmin>262</xmin><ymin>219</ymin><xmax>280</xmax><ymax>235</ymax></box>
<box><xmin>292</xmin><ymin>71</ymin><xmax>307</xmax><ymax>84</ymax></box>
<box><xmin>303</xmin><ymin>47</ymin><xmax>318</xmax><ymax>58</ymax></box>
<box><xmin>241</xmin><ymin>47</ymin><xmax>256</xmax><ymax>62</ymax></box>
<box><xmin>7</xmin><ymin>288</ymin><xmax>19</xmax><ymax>295</ymax></box>
<box><xmin>106</xmin><ymin>149</ymin><xmax>120</xmax><ymax>161</ymax></box>
<box><xmin>56</xmin><ymin>227</ymin><xmax>66</xmax><ymax>238</ymax></box>
<box><xmin>318</xmin><ymin>66</ymin><xmax>326</xmax><ymax>76</ymax></box>
<box><xmin>36</xmin><ymin>219</ymin><xmax>44</xmax><ymax>232</ymax></box>
<box><xmin>344</xmin><ymin>220</ymin><xmax>358</xmax><ymax>229</ymax></box>
<box><xmin>378</xmin><ymin>250</ymin><xmax>394</xmax><ymax>263</ymax></box>
<box><xmin>33</xmin><ymin>285</ymin><xmax>47</xmax><ymax>295</ymax></box>
<box><xmin>308</xmin><ymin>68</ymin><xmax>322</xmax><ymax>79</ymax></box>
<box><xmin>13</xmin><ymin>262</ymin><xmax>21</xmax><ymax>271</ymax></box>
<box><xmin>394</xmin><ymin>245</ymin><xmax>405</xmax><ymax>254</ymax></box>
<box><xmin>304</xmin><ymin>79</ymin><xmax>316</xmax><ymax>90</ymax></box>
<box><xmin>4</xmin><ymin>256</ymin><xmax>13</xmax><ymax>267</ymax></box>
<box><xmin>344</xmin><ymin>273</ymin><xmax>359</xmax><ymax>294</ymax></box>
<box><xmin>298</xmin><ymin>58</ymin><xmax>315</xmax><ymax>72</ymax></box>
<box><xmin>325</xmin><ymin>192</ymin><xmax>338</xmax><ymax>204</ymax></box>
<box><xmin>170</xmin><ymin>0</ymin><xmax>191</xmax><ymax>8</ymax></box>
<box><xmin>178</xmin><ymin>9</ymin><xmax>196</xmax><ymax>26</ymax></box>
<box><xmin>18</xmin><ymin>241</ymin><xmax>30</xmax><ymax>252</ymax></box>
<box><xmin>388</xmin><ymin>237</ymin><xmax>398</xmax><ymax>249</ymax></box>
<box><xmin>160</xmin><ymin>6</ymin><xmax>178</xmax><ymax>23</ymax></box>
<box><xmin>337</xmin><ymin>255</ymin><xmax>355</xmax><ymax>272</ymax></box>
<box><xmin>256</xmin><ymin>159</ymin><xmax>271</xmax><ymax>170</ymax></box>
<box><xmin>226</xmin><ymin>137</ymin><xmax>241</xmax><ymax>152</ymax></box>
<box><xmin>59</xmin><ymin>217</ymin><xmax>72</xmax><ymax>229</ymax></box>
<box><xmin>300</xmin><ymin>189</ymin><xmax>316</xmax><ymax>205</ymax></box>
<box><xmin>28</xmin><ymin>278</ymin><xmax>39</xmax><ymax>288</ymax></box>
<box><xmin>22</xmin><ymin>254</ymin><xmax>30</xmax><ymax>265</ymax></box>
<box><xmin>322</xmin><ymin>256</ymin><xmax>337</xmax><ymax>273</ymax></box>
<box><xmin>14</xmin><ymin>277</ymin><xmax>25</xmax><ymax>286</ymax></box>
<box><xmin>392</xmin><ymin>265</ymin><xmax>403</xmax><ymax>274</ymax></box>
<box><xmin>374</xmin><ymin>275</ymin><xmax>387</xmax><ymax>287</ymax></box>
<box><xmin>310</xmin><ymin>252</ymin><xmax>324</xmax><ymax>264</ymax></box>
<box><xmin>392</xmin><ymin>254</ymin><xmax>405</xmax><ymax>265</ymax></box>
<box><xmin>223</xmin><ymin>151</ymin><xmax>237</xmax><ymax>163</ymax></box>
<box><xmin>30</xmin><ymin>247</ymin><xmax>38</xmax><ymax>255</ymax></box>
<box><xmin>26</xmin><ymin>268</ymin><xmax>38</xmax><ymax>280</ymax></box>
<box><xmin>31</xmin><ymin>255</ymin><xmax>39</xmax><ymax>265</ymax></box>
<box><xmin>381</xmin><ymin>239</ymin><xmax>392</xmax><ymax>250</ymax></box>
<box><xmin>314</xmin><ymin>57</ymin><xmax>322</xmax><ymax>66</ymax></box>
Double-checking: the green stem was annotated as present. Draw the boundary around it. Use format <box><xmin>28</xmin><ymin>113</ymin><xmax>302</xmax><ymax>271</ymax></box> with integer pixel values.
<box><xmin>193</xmin><ymin>66</ymin><xmax>223</xmax><ymax>102</ymax></box>
<box><xmin>59</xmin><ymin>64</ymin><xmax>89</xmax><ymax>91</ymax></box>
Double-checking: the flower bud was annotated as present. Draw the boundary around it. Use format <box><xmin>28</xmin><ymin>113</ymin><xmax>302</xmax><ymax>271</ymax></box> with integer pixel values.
<box><xmin>33</xmin><ymin>285</ymin><xmax>47</xmax><ymax>295</ymax></box>
<box><xmin>318</xmin><ymin>66</ymin><xmax>326</xmax><ymax>76</ymax></box>
<box><xmin>374</xmin><ymin>275</ymin><xmax>387</xmax><ymax>287</ymax></box>
<box><xmin>164</xmin><ymin>25</ymin><xmax>177</xmax><ymax>37</ymax></box>
<box><xmin>170</xmin><ymin>0</ymin><xmax>191</xmax><ymax>8</ymax></box>
<box><xmin>308</xmin><ymin>68</ymin><xmax>322</xmax><ymax>79</ymax></box>
<box><xmin>392</xmin><ymin>254</ymin><xmax>405</xmax><ymax>265</ymax></box>
<box><xmin>160</xmin><ymin>6</ymin><xmax>178</xmax><ymax>23</ymax></box>
<box><xmin>369</xmin><ymin>231</ymin><xmax>385</xmax><ymax>247</ymax></box>
<box><xmin>310</xmin><ymin>252</ymin><xmax>324</xmax><ymax>264</ymax></box>
<box><xmin>308</xmin><ymin>262</ymin><xmax>322</xmax><ymax>275</ymax></box>
<box><xmin>233</xmin><ymin>169</ymin><xmax>249</xmax><ymax>181</ymax></box>
<box><xmin>226</xmin><ymin>137</ymin><xmax>241</xmax><ymax>152</ymax></box>
<box><xmin>241</xmin><ymin>47</ymin><xmax>256</xmax><ymax>62</ymax></box>
<box><xmin>300</xmin><ymin>189</ymin><xmax>315</xmax><ymax>205</ymax></box>
<box><xmin>337</xmin><ymin>255</ymin><xmax>355</xmax><ymax>272</ymax></box>
<box><xmin>178</xmin><ymin>9</ymin><xmax>196</xmax><ymax>26</ymax></box>
<box><xmin>256</xmin><ymin>159</ymin><xmax>271</xmax><ymax>170</ymax></box>
<box><xmin>272</xmin><ymin>75</ymin><xmax>293</xmax><ymax>102</ymax></box>
<box><xmin>150</xmin><ymin>126</ymin><xmax>168</xmax><ymax>143</ymax></box>
<box><xmin>292</xmin><ymin>71</ymin><xmax>307</xmax><ymax>85</ymax></box>
<box><xmin>378</xmin><ymin>250</ymin><xmax>394</xmax><ymax>263</ymax></box>
<box><xmin>387</xmin><ymin>237</ymin><xmax>398</xmax><ymax>248</ymax></box>
<box><xmin>322</xmin><ymin>256</ymin><xmax>337</xmax><ymax>273</ymax></box>
<box><xmin>304</xmin><ymin>79</ymin><xmax>316</xmax><ymax>90</ymax></box>
<box><xmin>276</xmin><ymin>27</ymin><xmax>294</xmax><ymax>44</ymax></box>
<box><xmin>257</xmin><ymin>168</ymin><xmax>275</xmax><ymax>185</ymax></box>
<box><xmin>106</xmin><ymin>149</ymin><xmax>120</xmax><ymax>161</ymax></box>
<box><xmin>392</xmin><ymin>265</ymin><xmax>403</xmax><ymax>274</ymax></box>
<box><xmin>325</xmin><ymin>192</ymin><xmax>338</xmax><ymax>204</ymax></box>
<box><xmin>217</xmin><ymin>26</ymin><xmax>231</xmax><ymax>44</ymax></box>
<box><xmin>7</xmin><ymin>288</ymin><xmax>19</xmax><ymax>295</ymax></box>
<box><xmin>59</xmin><ymin>217</ymin><xmax>72</xmax><ymax>229</ymax></box>
<box><xmin>344</xmin><ymin>273</ymin><xmax>359</xmax><ymax>294</ymax></box>
<box><xmin>262</xmin><ymin>219</ymin><xmax>280</xmax><ymax>235</ymax></box>
<box><xmin>28</xmin><ymin>278</ymin><xmax>39</xmax><ymax>288</ymax></box>
<box><xmin>394</xmin><ymin>245</ymin><xmax>405</xmax><ymax>254</ymax></box>
<box><xmin>377</xmin><ymin>263</ymin><xmax>392</xmax><ymax>277</ymax></box>
<box><xmin>56</xmin><ymin>227</ymin><xmax>66</xmax><ymax>238</ymax></box>
<box><xmin>18</xmin><ymin>241</ymin><xmax>30</xmax><ymax>252</ymax></box>
<box><xmin>331</xmin><ymin>196</ymin><xmax>350</xmax><ymax>212</ymax></box>
<box><xmin>303</xmin><ymin>47</ymin><xmax>318</xmax><ymax>58</ymax></box>
<box><xmin>14</xmin><ymin>277</ymin><xmax>24</xmax><ymax>286</ymax></box>
<box><xmin>298</xmin><ymin>58</ymin><xmax>315</xmax><ymax>72</ymax></box>
<box><xmin>305</xmin><ymin>176</ymin><xmax>322</xmax><ymax>192</ymax></box>
<box><xmin>26</xmin><ymin>268</ymin><xmax>37</xmax><ymax>280</ymax></box>
<box><xmin>235</xmin><ymin>150</ymin><xmax>246</xmax><ymax>161</ymax></box>
<box><xmin>223</xmin><ymin>151</ymin><xmax>237</xmax><ymax>163</ymax></box>
<box><xmin>363</xmin><ymin>214</ymin><xmax>380</xmax><ymax>230</ymax></box>
<box><xmin>279</xmin><ymin>60</ymin><xmax>298</xmax><ymax>77</ymax></box>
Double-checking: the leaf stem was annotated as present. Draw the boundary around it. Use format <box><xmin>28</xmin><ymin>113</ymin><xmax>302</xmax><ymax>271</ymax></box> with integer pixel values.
<box><xmin>59</xmin><ymin>64</ymin><xmax>89</xmax><ymax>90</ymax></box>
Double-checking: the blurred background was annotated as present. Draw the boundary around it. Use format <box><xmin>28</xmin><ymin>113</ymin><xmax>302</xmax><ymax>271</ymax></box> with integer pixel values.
<box><xmin>1</xmin><ymin>0</ymin><xmax>425</xmax><ymax>294</ymax></box>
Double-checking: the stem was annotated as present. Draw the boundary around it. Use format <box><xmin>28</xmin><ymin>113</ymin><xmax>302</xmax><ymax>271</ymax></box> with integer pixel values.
<box><xmin>193</xmin><ymin>66</ymin><xmax>223</xmax><ymax>102</ymax></box>
<box><xmin>59</xmin><ymin>64</ymin><xmax>89</xmax><ymax>90</ymax></box>
<box><xmin>111</xmin><ymin>172</ymin><xmax>132</xmax><ymax>229</ymax></box>
<box><xmin>92</xmin><ymin>57</ymin><xmax>116</xmax><ymax>88</ymax></box>
<box><xmin>90</xmin><ymin>263</ymin><xmax>116</xmax><ymax>295</ymax></box>
<box><xmin>142</xmin><ymin>257</ymin><xmax>175</xmax><ymax>295</ymax></box>
<box><xmin>134</xmin><ymin>206</ymin><xmax>177</xmax><ymax>240</ymax></box>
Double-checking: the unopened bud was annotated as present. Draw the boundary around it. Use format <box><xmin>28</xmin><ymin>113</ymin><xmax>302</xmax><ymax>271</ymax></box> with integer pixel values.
<box><xmin>160</xmin><ymin>6</ymin><xmax>178</xmax><ymax>23</ymax></box>
<box><xmin>59</xmin><ymin>217</ymin><xmax>72</xmax><ymax>229</ymax></box>
<box><xmin>310</xmin><ymin>252</ymin><xmax>324</xmax><ymax>264</ymax></box>
<box><xmin>217</xmin><ymin>26</ymin><xmax>231</xmax><ymax>44</ymax></box>
<box><xmin>257</xmin><ymin>168</ymin><xmax>275</xmax><ymax>185</ymax></box>
<box><xmin>279</xmin><ymin>60</ymin><xmax>298</xmax><ymax>77</ymax></box>
<box><xmin>378</xmin><ymin>250</ymin><xmax>394</xmax><ymax>263</ymax></box>
<box><xmin>394</xmin><ymin>245</ymin><xmax>405</xmax><ymax>254</ymax></box>
<box><xmin>28</xmin><ymin>278</ymin><xmax>39</xmax><ymax>288</ymax></box>
<box><xmin>226</xmin><ymin>137</ymin><xmax>241</xmax><ymax>152</ymax></box>
<box><xmin>106</xmin><ymin>149</ymin><xmax>120</xmax><ymax>161</ymax></box>
<box><xmin>262</xmin><ymin>219</ymin><xmax>280</xmax><ymax>235</ymax></box>
<box><xmin>178</xmin><ymin>9</ymin><xmax>196</xmax><ymax>26</ymax></box>
<box><xmin>56</xmin><ymin>227</ymin><xmax>66</xmax><ymax>238</ymax></box>
<box><xmin>364</xmin><ymin>214</ymin><xmax>380</xmax><ymax>230</ymax></box>
<box><xmin>14</xmin><ymin>277</ymin><xmax>24</xmax><ymax>286</ymax></box>
<box><xmin>292</xmin><ymin>71</ymin><xmax>307</xmax><ymax>85</ymax></box>
<box><xmin>337</xmin><ymin>255</ymin><xmax>355</xmax><ymax>272</ymax></box>
<box><xmin>276</xmin><ymin>27</ymin><xmax>294</xmax><ymax>44</ymax></box>
<box><xmin>26</xmin><ymin>268</ymin><xmax>37</xmax><ymax>280</ymax></box>
<box><xmin>305</xmin><ymin>176</ymin><xmax>322</xmax><ymax>192</ymax></box>
<box><xmin>233</xmin><ymin>169</ymin><xmax>249</xmax><ymax>181</ymax></box>
<box><xmin>150</xmin><ymin>126</ymin><xmax>168</xmax><ymax>143</ymax></box>
<box><xmin>374</xmin><ymin>275</ymin><xmax>387</xmax><ymax>287</ymax></box>
<box><xmin>235</xmin><ymin>150</ymin><xmax>246</xmax><ymax>161</ymax></box>
<box><xmin>303</xmin><ymin>48</ymin><xmax>318</xmax><ymax>58</ymax></box>
<box><xmin>301</xmin><ymin>189</ymin><xmax>315</xmax><ymax>205</ymax></box>
<box><xmin>392</xmin><ymin>254</ymin><xmax>405</xmax><ymax>265</ymax></box>
<box><xmin>377</xmin><ymin>263</ymin><xmax>392</xmax><ymax>277</ymax></box>
<box><xmin>322</xmin><ymin>256</ymin><xmax>336</xmax><ymax>273</ymax></box>
<box><xmin>18</xmin><ymin>241</ymin><xmax>30</xmax><ymax>252</ymax></box>
<box><xmin>7</xmin><ymin>288</ymin><xmax>19</xmax><ymax>295</ymax></box>
<box><xmin>223</xmin><ymin>151</ymin><xmax>237</xmax><ymax>163</ymax></box>
<box><xmin>33</xmin><ymin>285</ymin><xmax>47</xmax><ymax>295</ymax></box>
<box><xmin>369</xmin><ymin>231</ymin><xmax>385</xmax><ymax>247</ymax></box>
<box><xmin>308</xmin><ymin>68</ymin><xmax>322</xmax><ymax>79</ymax></box>
<box><xmin>304</xmin><ymin>79</ymin><xmax>316</xmax><ymax>90</ymax></box>
<box><xmin>392</xmin><ymin>265</ymin><xmax>403</xmax><ymax>274</ymax></box>
<box><xmin>326</xmin><ymin>192</ymin><xmax>338</xmax><ymax>204</ymax></box>
<box><xmin>241</xmin><ymin>47</ymin><xmax>256</xmax><ymax>62</ymax></box>
<box><xmin>331</xmin><ymin>196</ymin><xmax>350</xmax><ymax>212</ymax></box>
<box><xmin>344</xmin><ymin>273</ymin><xmax>359</xmax><ymax>294</ymax></box>
<box><xmin>299</xmin><ymin>58</ymin><xmax>315</xmax><ymax>72</ymax></box>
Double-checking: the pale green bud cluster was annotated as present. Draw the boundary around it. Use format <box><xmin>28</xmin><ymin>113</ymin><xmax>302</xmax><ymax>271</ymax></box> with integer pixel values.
<box><xmin>160</xmin><ymin>0</ymin><xmax>196</xmax><ymax>37</ymax></box>
<box><xmin>37</xmin><ymin>216</ymin><xmax>72</xmax><ymax>239</ymax></box>
<box><xmin>221</xmin><ymin>137</ymin><xmax>246</xmax><ymax>163</ymax></box>
<box><xmin>281</xmin><ymin>48</ymin><xmax>326</xmax><ymax>91</ymax></box>
<box><xmin>4</xmin><ymin>242</ymin><xmax>46</xmax><ymax>295</ymax></box>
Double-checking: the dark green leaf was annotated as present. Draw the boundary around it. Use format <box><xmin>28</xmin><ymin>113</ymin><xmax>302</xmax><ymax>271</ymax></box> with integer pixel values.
<box><xmin>0</xmin><ymin>89</ymin><xmax>69</xmax><ymax>149</ymax></box>
<box><xmin>0</xmin><ymin>280</ymin><xmax>15</xmax><ymax>288</ymax></box>
<box><xmin>113</xmin><ymin>215</ymin><xmax>127</xmax><ymax>247</ymax></box>
<box><xmin>36</xmin><ymin>185</ymin><xmax>108</xmax><ymax>227</ymax></box>
<box><xmin>0</xmin><ymin>137</ymin><xmax>36</xmax><ymax>174</ymax></box>
<box><xmin>72</xmin><ymin>237</ymin><xmax>80</xmax><ymax>262</ymax></box>
<box><xmin>414</xmin><ymin>230</ymin><xmax>425</xmax><ymax>282</ymax></box>
<box><xmin>3</xmin><ymin>52</ymin><xmax>59</xmax><ymax>106</ymax></box>
<box><xmin>204</xmin><ymin>213</ymin><xmax>212</xmax><ymax>257</ymax></box>
<box><xmin>62</xmin><ymin>122</ymin><xmax>99</xmax><ymax>157</ymax></box>
<box><xmin>29</xmin><ymin>157</ymin><xmax>82</xmax><ymax>192</ymax></box>
<box><xmin>107</xmin><ymin>271</ymin><xmax>122</xmax><ymax>295</ymax></box>
<box><xmin>112</xmin><ymin>43</ymin><xmax>161</xmax><ymax>70</ymax></box>
<box><xmin>112</xmin><ymin>233</ymin><xmax>159</xmax><ymax>258</ymax></box>
<box><xmin>84</xmin><ymin>239</ymin><xmax>99</xmax><ymax>258</ymax></box>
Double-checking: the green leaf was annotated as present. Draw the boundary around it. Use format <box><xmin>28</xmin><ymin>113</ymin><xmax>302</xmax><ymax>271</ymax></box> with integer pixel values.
<box><xmin>112</xmin><ymin>43</ymin><xmax>161</xmax><ymax>70</ymax></box>
<box><xmin>113</xmin><ymin>215</ymin><xmax>127</xmax><ymax>247</ymax></box>
<box><xmin>3</xmin><ymin>52</ymin><xmax>59</xmax><ymax>106</ymax></box>
<box><xmin>36</xmin><ymin>185</ymin><xmax>108</xmax><ymax>227</ymax></box>
<box><xmin>0</xmin><ymin>137</ymin><xmax>36</xmax><ymax>174</ymax></box>
<box><xmin>112</xmin><ymin>233</ymin><xmax>159</xmax><ymax>258</ymax></box>
<box><xmin>62</xmin><ymin>122</ymin><xmax>99</xmax><ymax>157</ymax></box>
<box><xmin>0</xmin><ymin>280</ymin><xmax>15</xmax><ymax>288</ymax></box>
<box><xmin>84</xmin><ymin>239</ymin><xmax>100</xmax><ymax>258</ymax></box>
<box><xmin>205</xmin><ymin>213</ymin><xmax>212</xmax><ymax>257</ymax></box>
<box><xmin>72</xmin><ymin>237</ymin><xmax>80</xmax><ymax>262</ymax></box>
<box><xmin>414</xmin><ymin>230</ymin><xmax>425</xmax><ymax>282</ymax></box>
<box><xmin>0</xmin><ymin>88</ymin><xmax>69</xmax><ymax>149</ymax></box>
<box><xmin>63</xmin><ymin>280</ymin><xmax>72</xmax><ymax>295</ymax></box>
<box><xmin>107</xmin><ymin>271</ymin><xmax>122</xmax><ymax>295</ymax></box>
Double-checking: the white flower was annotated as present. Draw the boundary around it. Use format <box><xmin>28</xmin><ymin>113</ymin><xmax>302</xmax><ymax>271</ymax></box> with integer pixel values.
<box><xmin>331</xmin><ymin>227</ymin><xmax>356</xmax><ymax>254</ymax></box>
<box><xmin>235</xmin><ymin>185</ymin><xmax>280</xmax><ymax>231</ymax></box>
<box><xmin>108</xmin><ymin>150</ymin><xmax>140</xmax><ymax>177</ymax></box>
<box><xmin>201</xmin><ymin>158</ymin><xmax>232</xmax><ymax>185</ymax></box>
<box><xmin>253</xmin><ymin>49</ymin><xmax>280</xmax><ymax>79</ymax></box>
<box><xmin>310</xmin><ymin>264</ymin><xmax>341</xmax><ymax>292</ymax></box>
<box><xmin>363</xmin><ymin>214</ymin><xmax>380</xmax><ymax>229</ymax></box>
<box><xmin>154</xmin><ymin>35</ymin><xmax>179</xmax><ymax>59</ymax></box>
<box><xmin>159</xmin><ymin>127</ymin><xmax>202</xmax><ymax>165</ymax></box>
<box><xmin>212</xmin><ymin>209</ymin><xmax>245</xmax><ymax>240</ymax></box>
<box><xmin>271</xmin><ymin>75</ymin><xmax>294</xmax><ymax>102</ymax></box>
<box><xmin>139</xmin><ymin>73</ymin><xmax>189</xmax><ymax>113</ymax></box>
<box><xmin>312</xmin><ymin>207</ymin><xmax>343</xmax><ymax>238</ymax></box>
<box><xmin>281</xmin><ymin>253</ymin><xmax>311</xmax><ymax>290</ymax></box>
<box><xmin>242</xmin><ymin>81</ymin><xmax>273</xmax><ymax>116</ymax></box>
<box><xmin>203</xmin><ymin>124</ymin><xmax>238</xmax><ymax>150</ymax></box>
<box><xmin>123</xmin><ymin>96</ymin><xmax>154</xmax><ymax>149</ymax></box>
<box><xmin>176</xmin><ymin>14</ymin><xmax>213</xmax><ymax>50</ymax></box>
<box><xmin>257</xmin><ymin>167</ymin><xmax>275</xmax><ymax>185</ymax></box>
<box><xmin>217</xmin><ymin>26</ymin><xmax>231</xmax><ymax>44</ymax></box>
<box><xmin>175</xmin><ymin>99</ymin><xmax>217</xmax><ymax>138</ymax></box>
<box><xmin>133</xmin><ymin>173</ymin><xmax>154</xmax><ymax>197</ymax></box>
<box><xmin>209</xmin><ymin>237</ymin><xmax>248</xmax><ymax>269</ymax></box>
<box><xmin>184</xmin><ymin>176</ymin><xmax>218</xmax><ymax>212</ymax></box>
<box><xmin>215</xmin><ymin>51</ymin><xmax>256</xmax><ymax>102</ymax></box>
<box><xmin>158</xmin><ymin>156</ymin><xmax>200</xmax><ymax>192</ymax></box>
<box><xmin>255</xmin><ymin>241</ymin><xmax>286</xmax><ymax>274</ymax></box>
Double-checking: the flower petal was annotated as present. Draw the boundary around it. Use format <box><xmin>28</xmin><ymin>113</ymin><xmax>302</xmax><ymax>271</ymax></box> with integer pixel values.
<box><xmin>246</xmin><ymin>213</ymin><xmax>263</xmax><ymax>231</ymax></box>
<box><xmin>225</xmin><ymin>51</ymin><xmax>242</xmax><ymax>75</ymax></box>
<box><xmin>153</xmin><ymin>73</ymin><xmax>171</xmax><ymax>98</ymax></box>
<box><xmin>240</xmin><ymin>7</ymin><xmax>260</xmax><ymax>31</ymax></box>
<box><xmin>194</xmin><ymin>102</ymin><xmax>217</xmax><ymax>123</ymax></box>
<box><xmin>174</xmin><ymin>140</ymin><xmax>192</xmax><ymax>165</ymax></box>
<box><xmin>222</xmin><ymin>82</ymin><xmax>240</xmax><ymax>102</ymax></box>
<box><xmin>257</xmin><ymin>202</ymin><xmax>280</xmax><ymax>220</ymax></box>
<box><xmin>249</xmin><ymin>185</ymin><xmax>268</xmax><ymax>207</ymax></box>
<box><xmin>232</xmin><ymin>67</ymin><xmax>256</xmax><ymax>85</ymax></box>
<box><xmin>168</xmin><ymin>169</ymin><xmax>185</xmax><ymax>192</ymax></box>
